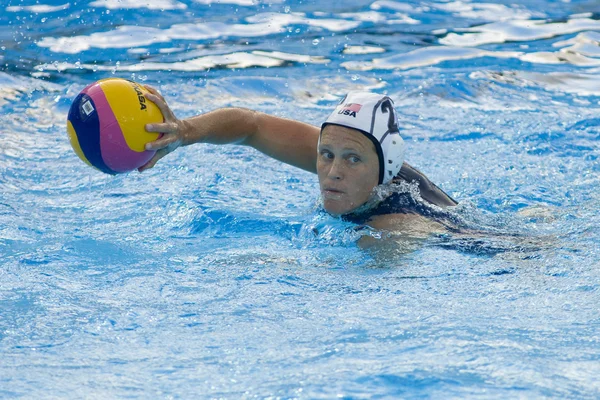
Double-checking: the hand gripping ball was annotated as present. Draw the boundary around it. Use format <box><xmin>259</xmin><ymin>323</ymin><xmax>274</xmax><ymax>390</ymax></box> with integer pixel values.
<box><xmin>66</xmin><ymin>78</ymin><xmax>164</xmax><ymax>174</ymax></box>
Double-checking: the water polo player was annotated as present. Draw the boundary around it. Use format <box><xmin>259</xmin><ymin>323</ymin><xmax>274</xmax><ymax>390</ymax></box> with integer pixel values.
<box><xmin>140</xmin><ymin>87</ymin><xmax>457</xmax><ymax>232</ymax></box>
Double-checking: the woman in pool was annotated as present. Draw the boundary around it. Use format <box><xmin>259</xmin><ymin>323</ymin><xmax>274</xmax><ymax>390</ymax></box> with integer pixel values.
<box><xmin>140</xmin><ymin>87</ymin><xmax>457</xmax><ymax>234</ymax></box>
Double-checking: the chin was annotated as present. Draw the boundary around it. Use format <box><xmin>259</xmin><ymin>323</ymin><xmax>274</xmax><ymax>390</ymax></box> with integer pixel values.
<box><xmin>323</xmin><ymin>199</ymin><xmax>357</xmax><ymax>216</ymax></box>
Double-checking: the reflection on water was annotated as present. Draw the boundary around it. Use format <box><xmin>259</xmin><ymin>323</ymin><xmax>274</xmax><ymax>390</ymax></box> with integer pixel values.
<box><xmin>2</xmin><ymin>0</ymin><xmax>599</xmax><ymax>79</ymax></box>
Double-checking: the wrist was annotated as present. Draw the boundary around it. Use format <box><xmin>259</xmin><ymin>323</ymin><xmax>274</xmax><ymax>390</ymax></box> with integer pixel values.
<box><xmin>179</xmin><ymin>119</ymin><xmax>194</xmax><ymax>147</ymax></box>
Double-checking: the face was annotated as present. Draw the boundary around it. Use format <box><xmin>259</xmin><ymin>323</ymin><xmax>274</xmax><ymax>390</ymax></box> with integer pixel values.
<box><xmin>317</xmin><ymin>125</ymin><xmax>380</xmax><ymax>216</ymax></box>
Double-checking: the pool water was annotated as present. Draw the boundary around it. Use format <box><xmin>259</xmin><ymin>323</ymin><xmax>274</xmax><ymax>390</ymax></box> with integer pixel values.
<box><xmin>1</xmin><ymin>0</ymin><xmax>600</xmax><ymax>397</ymax></box>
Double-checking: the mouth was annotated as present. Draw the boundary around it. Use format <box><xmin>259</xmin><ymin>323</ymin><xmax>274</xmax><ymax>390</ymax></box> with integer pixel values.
<box><xmin>321</xmin><ymin>187</ymin><xmax>345</xmax><ymax>197</ymax></box>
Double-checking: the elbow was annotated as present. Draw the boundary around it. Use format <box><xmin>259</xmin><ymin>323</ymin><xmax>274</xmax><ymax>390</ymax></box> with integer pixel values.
<box><xmin>238</xmin><ymin>108</ymin><xmax>262</xmax><ymax>147</ymax></box>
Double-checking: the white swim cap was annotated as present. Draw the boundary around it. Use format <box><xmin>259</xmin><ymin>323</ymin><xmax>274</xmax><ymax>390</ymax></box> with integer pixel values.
<box><xmin>321</xmin><ymin>91</ymin><xmax>406</xmax><ymax>184</ymax></box>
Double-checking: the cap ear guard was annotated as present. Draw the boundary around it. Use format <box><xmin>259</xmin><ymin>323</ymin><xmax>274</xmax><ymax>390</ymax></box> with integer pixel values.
<box><xmin>369</xmin><ymin>96</ymin><xmax>404</xmax><ymax>184</ymax></box>
<box><xmin>381</xmin><ymin>133</ymin><xmax>405</xmax><ymax>183</ymax></box>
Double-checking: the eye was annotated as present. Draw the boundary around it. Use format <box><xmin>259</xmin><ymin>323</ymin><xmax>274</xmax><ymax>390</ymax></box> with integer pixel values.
<box><xmin>348</xmin><ymin>155</ymin><xmax>361</xmax><ymax>163</ymax></box>
<box><xmin>319</xmin><ymin>149</ymin><xmax>334</xmax><ymax>160</ymax></box>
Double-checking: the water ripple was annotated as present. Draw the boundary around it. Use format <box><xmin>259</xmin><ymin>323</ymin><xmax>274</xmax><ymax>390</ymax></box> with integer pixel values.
<box><xmin>3</xmin><ymin>1</ymin><xmax>600</xmax><ymax>398</ymax></box>
<box><xmin>6</xmin><ymin>3</ymin><xmax>70</xmax><ymax>13</ymax></box>
<box><xmin>90</xmin><ymin>0</ymin><xmax>188</xmax><ymax>10</ymax></box>
<box><xmin>343</xmin><ymin>46</ymin><xmax>522</xmax><ymax>71</ymax></box>
<box><xmin>36</xmin><ymin>51</ymin><xmax>329</xmax><ymax>73</ymax></box>
<box><xmin>37</xmin><ymin>13</ymin><xmax>362</xmax><ymax>54</ymax></box>
<box><xmin>440</xmin><ymin>16</ymin><xmax>600</xmax><ymax>47</ymax></box>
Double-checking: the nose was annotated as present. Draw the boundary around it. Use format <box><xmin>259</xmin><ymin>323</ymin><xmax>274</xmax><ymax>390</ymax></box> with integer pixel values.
<box><xmin>327</xmin><ymin>158</ymin><xmax>344</xmax><ymax>180</ymax></box>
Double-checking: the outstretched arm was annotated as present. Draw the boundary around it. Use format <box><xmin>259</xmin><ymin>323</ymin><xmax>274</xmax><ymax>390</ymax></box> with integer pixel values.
<box><xmin>139</xmin><ymin>86</ymin><xmax>319</xmax><ymax>172</ymax></box>
<box><xmin>140</xmin><ymin>86</ymin><xmax>458</xmax><ymax>208</ymax></box>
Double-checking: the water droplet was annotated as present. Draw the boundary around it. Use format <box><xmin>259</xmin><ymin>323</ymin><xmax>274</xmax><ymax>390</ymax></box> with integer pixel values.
<box><xmin>351</xmin><ymin>74</ymin><xmax>359</xmax><ymax>81</ymax></box>
<box><xmin>284</xmin><ymin>6</ymin><xmax>290</xmax><ymax>13</ymax></box>
<box><xmin>111</xmin><ymin>61</ymin><xmax>120</xmax><ymax>74</ymax></box>
<box><xmin>312</xmin><ymin>39</ymin><xmax>320</xmax><ymax>45</ymax></box>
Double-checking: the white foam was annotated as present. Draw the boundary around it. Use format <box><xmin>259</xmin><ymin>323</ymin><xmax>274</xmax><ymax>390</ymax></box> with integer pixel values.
<box><xmin>342</xmin><ymin>46</ymin><xmax>522</xmax><ymax>70</ymax></box>
<box><xmin>246</xmin><ymin>12</ymin><xmax>361</xmax><ymax>32</ymax></box>
<box><xmin>194</xmin><ymin>0</ymin><xmax>283</xmax><ymax>5</ymax></box>
<box><xmin>552</xmin><ymin>32</ymin><xmax>600</xmax><ymax>57</ymax></box>
<box><xmin>370</xmin><ymin>1</ymin><xmax>418</xmax><ymax>13</ymax></box>
<box><xmin>6</xmin><ymin>3</ymin><xmax>69</xmax><ymax>13</ymax></box>
<box><xmin>89</xmin><ymin>0</ymin><xmax>187</xmax><ymax>10</ymax></box>
<box><xmin>252</xmin><ymin>51</ymin><xmax>329</xmax><ymax>64</ymax></box>
<box><xmin>37</xmin><ymin>13</ymin><xmax>362</xmax><ymax>54</ymax></box>
<box><xmin>37</xmin><ymin>22</ymin><xmax>283</xmax><ymax>54</ymax></box>
<box><xmin>38</xmin><ymin>26</ymin><xmax>170</xmax><ymax>54</ymax></box>
<box><xmin>342</xmin><ymin>46</ymin><xmax>386</xmax><ymax>55</ymax></box>
<box><xmin>520</xmin><ymin>51</ymin><xmax>600</xmax><ymax>67</ymax></box>
<box><xmin>480</xmin><ymin>70</ymin><xmax>600</xmax><ymax>96</ymax></box>
<box><xmin>440</xmin><ymin>17</ymin><xmax>600</xmax><ymax>47</ymax></box>
<box><xmin>435</xmin><ymin>1</ymin><xmax>535</xmax><ymax>21</ymax></box>
<box><xmin>339</xmin><ymin>11</ymin><xmax>418</xmax><ymax>25</ymax></box>
<box><xmin>35</xmin><ymin>51</ymin><xmax>329</xmax><ymax>72</ymax></box>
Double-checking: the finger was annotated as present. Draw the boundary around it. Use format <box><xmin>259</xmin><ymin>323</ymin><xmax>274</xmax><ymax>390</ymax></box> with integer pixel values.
<box><xmin>143</xmin><ymin>84</ymin><xmax>163</xmax><ymax>98</ymax></box>
<box><xmin>144</xmin><ymin>86</ymin><xmax>169</xmax><ymax>110</ymax></box>
<box><xmin>138</xmin><ymin>148</ymin><xmax>169</xmax><ymax>172</ymax></box>
<box><xmin>145</xmin><ymin>92</ymin><xmax>176</xmax><ymax>121</ymax></box>
<box><xmin>146</xmin><ymin>121</ymin><xmax>177</xmax><ymax>134</ymax></box>
<box><xmin>145</xmin><ymin>134</ymin><xmax>179</xmax><ymax>151</ymax></box>
<box><xmin>143</xmin><ymin>86</ymin><xmax>167</xmax><ymax>107</ymax></box>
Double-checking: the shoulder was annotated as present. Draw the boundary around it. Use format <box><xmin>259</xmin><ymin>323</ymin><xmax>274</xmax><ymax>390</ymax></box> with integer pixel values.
<box><xmin>356</xmin><ymin>212</ymin><xmax>447</xmax><ymax>252</ymax></box>
<box><xmin>366</xmin><ymin>212</ymin><xmax>447</xmax><ymax>236</ymax></box>
<box><xmin>397</xmin><ymin>163</ymin><xmax>457</xmax><ymax>207</ymax></box>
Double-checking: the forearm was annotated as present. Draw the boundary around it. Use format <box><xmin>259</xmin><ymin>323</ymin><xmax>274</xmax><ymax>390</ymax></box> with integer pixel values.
<box><xmin>180</xmin><ymin>107</ymin><xmax>259</xmax><ymax>147</ymax></box>
<box><xmin>181</xmin><ymin>107</ymin><xmax>319</xmax><ymax>173</ymax></box>
<box><xmin>143</xmin><ymin>85</ymin><xmax>319</xmax><ymax>173</ymax></box>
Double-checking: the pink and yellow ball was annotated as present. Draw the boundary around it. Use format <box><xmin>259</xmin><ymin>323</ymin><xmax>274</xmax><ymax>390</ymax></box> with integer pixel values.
<box><xmin>67</xmin><ymin>78</ymin><xmax>163</xmax><ymax>174</ymax></box>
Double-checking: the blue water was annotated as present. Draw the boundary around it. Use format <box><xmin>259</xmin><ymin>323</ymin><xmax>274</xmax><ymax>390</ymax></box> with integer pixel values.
<box><xmin>2</xmin><ymin>0</ymin><xmax>600</xmax><ymax>398</ymax></box>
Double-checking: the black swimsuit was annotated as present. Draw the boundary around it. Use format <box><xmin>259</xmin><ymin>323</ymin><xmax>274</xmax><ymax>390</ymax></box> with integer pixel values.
<box><xmin>340</xmin><ymin>164</ymin><xmax>459</xmax><ymax>227</ymax></box>
<box><xmin>341</xmin><ymin>190</ymin><xmax>456</xmax><ymax>226</ymax></box>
